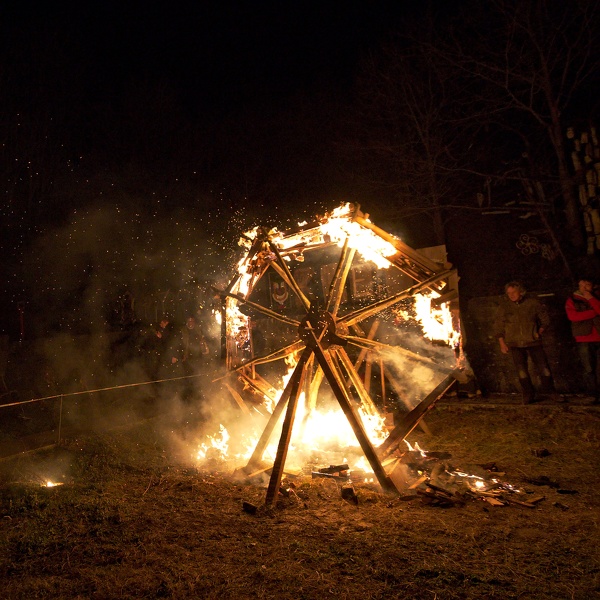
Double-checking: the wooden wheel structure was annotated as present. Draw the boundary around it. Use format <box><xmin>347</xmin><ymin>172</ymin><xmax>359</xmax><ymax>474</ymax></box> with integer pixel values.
<box><xmin>216</xmin><ymin>203</ymin><xmax>459</xmax><ymax>505</ymax></box>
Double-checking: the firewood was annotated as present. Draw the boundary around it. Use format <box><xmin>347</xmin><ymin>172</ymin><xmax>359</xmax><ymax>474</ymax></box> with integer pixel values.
<box><xmin>242</xmin><ymin>501</ymin><xmax>258</xmax><ymax>514</ymax></box>
<box><xmin>409</xmin><ymin>475</ymin><xmax>428</xmax><ymax>489</ymax></box>
<box><xmin>311</xmin><ymin>471</ymin><xmax>350</xmax><ymax>481</ymax></box>
<box><xmin>318</xmin><ymin>464</ymin><xmax>349</xmax><ymax>474</ymax></box>
<box><xmin>341</xmin><ymin>485</ymin><xmax>358</xmax><ymax>505</ymax></box>
<box><xmin>503</xmin><ymin>497</ymin><xmax>538</xmax><ymax>508</ymax></box>
<box><xmin>525</xmin><ymin>476</ymin><xmax>560</xmax><ymax>488</ymax></box>
<box><xmin>416</xmin><ymin>489</ymin><xmax>456</xmax><ymax>507</ymax></box>
<box><xmin>526</xmin><ymin>495</ymin><xmax>546</xmax><ymax>504</ymax></box>
<box><xmin>426</xmin><ymin>483</ymin><xmax>454</xmax><ymax>497</ymax></box>
<box><xmin>483</xmin><ymin>497</ymin><xmax>505</xmax><ymax>506</ymax></box>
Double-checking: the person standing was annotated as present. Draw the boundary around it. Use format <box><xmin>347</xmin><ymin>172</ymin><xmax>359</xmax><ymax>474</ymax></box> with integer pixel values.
<box><xmin>565</xmin><ymin>276</ymin><xmax>600</xmax><ymax>403</ymax></box>
<box><xmin>181</xmin><ymin>316</ymin><xmax>209</xmax><ymax>376</ymax></box>
<box><xmin>493</xmin><ymin>281</ymin><xmax>558</xmax><ymax>404</ymax></box>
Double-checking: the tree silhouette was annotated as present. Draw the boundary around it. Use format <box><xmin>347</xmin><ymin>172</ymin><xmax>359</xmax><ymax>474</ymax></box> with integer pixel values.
<box><xmin>342</xmin><ymin>0</ymin><xmax>600</xmax><ymax>252</ymax></box>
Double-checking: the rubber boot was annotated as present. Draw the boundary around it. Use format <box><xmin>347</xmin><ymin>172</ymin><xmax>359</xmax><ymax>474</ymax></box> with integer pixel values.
<box><xmin>541</xmin><ymin>376</ymin><xmax>563</xmax><ymax>402</ymax></box>
<box><xmin>519</xmin><ymin>377</ymin><xmax>535</xmax><ymax>404</ymax></box>
<box><xmin>583</xmin><ymin>372</ymin><xmax>597</xmax><ymax>395</ymax></box>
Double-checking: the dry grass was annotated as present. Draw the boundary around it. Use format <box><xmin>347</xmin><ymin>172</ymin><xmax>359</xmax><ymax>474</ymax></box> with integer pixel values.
<box><xmin>0</xmin><ymin>396</ymin><xmax>599</xmax><ymax>599</ymax></box>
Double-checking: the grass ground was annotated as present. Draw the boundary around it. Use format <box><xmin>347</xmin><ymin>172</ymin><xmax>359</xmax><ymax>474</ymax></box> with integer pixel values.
<box><xmin>0</xmin><ymin>395</ymin><xmax>598</xmax><ymax>599</ymax></box>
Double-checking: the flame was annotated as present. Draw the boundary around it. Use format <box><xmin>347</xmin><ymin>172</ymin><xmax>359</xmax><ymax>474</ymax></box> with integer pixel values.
<box><xmin>42</xmin><ymin>481</ymin><xmax>63</xmax><ymax>487</ymax></box>
<box><xmin>413</xmin><ymin>292</ymin><xmax>460</xmax><ymax>347</ymax></box>
<box><xmin>196</xmin><ymin>407</ymin><xmax>387</xmax><ymax>473</ymax></box>
<box><xmin>197</xmin><ymin>424</ymin><xmax>230</xmax><ymax>460</ymax></box>
<box><xmin>320</xmin><ymin>203</ymin><xmax>397</xmax><ymax>269</ymax></box>
<box><xmin>196</xmin><ymin>392</ymin><xmax>389</xmax><ymax>474</ymax></box>
<box><xmin>405</xmin><ymin>439</ymin><xmax>427</xmax><ymax>456</ymax></box>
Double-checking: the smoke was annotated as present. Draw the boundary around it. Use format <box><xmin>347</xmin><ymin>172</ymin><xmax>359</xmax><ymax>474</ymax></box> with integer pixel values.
<box><xmin>378</xmin><ymin>328</ymin><xmax>457</xmax><ymax>409</ymax></box>
<box><xmin>7</xmin><ymin>200</ymin><xmax>259</xmax><ymax>437</ymax></box>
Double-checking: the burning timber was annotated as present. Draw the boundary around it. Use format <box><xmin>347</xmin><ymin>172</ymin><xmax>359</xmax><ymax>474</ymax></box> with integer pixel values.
<box><xmin>211</xmin><ymin>202</ymin><xmax>467</xmax><ymax>505</ymax></box>
<box><xmin>231</xmin><ymin>446</ymin><xmax>541</xmax><ymax>511</ymax></box>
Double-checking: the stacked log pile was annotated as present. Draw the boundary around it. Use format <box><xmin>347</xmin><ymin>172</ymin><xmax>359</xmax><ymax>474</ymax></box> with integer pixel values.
<box><xmin>567</xmin><ymin>125</ymin><xmax>600</xmax><ymax>254</ymax></box>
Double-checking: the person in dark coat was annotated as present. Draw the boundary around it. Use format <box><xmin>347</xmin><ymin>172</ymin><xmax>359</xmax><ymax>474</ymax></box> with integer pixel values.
<box><xmin>493</xmin><ymin>281</ymin><xmax>558</xmax><ymax>404</ymax></box>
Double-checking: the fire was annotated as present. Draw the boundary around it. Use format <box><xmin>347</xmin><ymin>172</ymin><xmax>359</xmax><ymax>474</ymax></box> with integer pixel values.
<box><xmin>413</xmin><ymin>292</ymin><xmax>459</xmax><ymax>347</ymax></box>
<box><xmin>197</xmin><ymin>342</ymin><xmax>390</xmax><ymax>471</ymax></box>
<box><xmin>208</xmin><ymin>201</ymin><xmax>466</xmax><ymax>494</ymax></box>
<box><xmin>196</xmin><ymin>400</ymin><xmax>389</xmax><ymax>473</ymax></box>
<box><xmin>197</xmin><ymin>426</ymin><xmax>266</xmax><ymax>464</ymax></box>
<box><xmin>320</xmin><ymin>203</ymin><xmax>397</xmax><ymax>269</ymax></box>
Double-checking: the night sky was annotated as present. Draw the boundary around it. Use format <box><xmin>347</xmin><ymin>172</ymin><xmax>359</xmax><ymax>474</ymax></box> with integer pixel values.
<box><xmin>1</xmin><ymin>2</ymin><xmax>412</xmax><ymax>143</ymax></box>
<box><xmin>0</xmin><ymin>1</ymin><xmax>423</xmax><ymax>221</ymax></box>
<box><xmin>0</xmin><ymin>2</ymin><xmax>425</xmax><ymax>339</ymax></box>
<box><xmin>3</xmin><ymin>1</ymin><xmax>596</xmax><ymax>341</ymax></box>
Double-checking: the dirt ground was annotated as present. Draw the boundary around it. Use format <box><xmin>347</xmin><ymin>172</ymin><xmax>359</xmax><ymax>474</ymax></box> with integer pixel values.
<box><xmin>0</xmin><ymin>394</ymin><xmax>599</xmax><ymax>600</ymax></box>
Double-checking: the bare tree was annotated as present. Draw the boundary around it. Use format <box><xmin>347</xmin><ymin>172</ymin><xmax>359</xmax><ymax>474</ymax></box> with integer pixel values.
<box><xmin>343</xmin><ymin>0</ymin><xmax>600</xmax><ymax>252</ymax></box>
<box><xmin>434</xmin><ymin>0</ymin><xmax>600</xmax><ymax>249</ymax></box>
<box><xmin>345</xmin><ymin>41</ymin><xmax>472</xmax><ymax>245</ymax></box>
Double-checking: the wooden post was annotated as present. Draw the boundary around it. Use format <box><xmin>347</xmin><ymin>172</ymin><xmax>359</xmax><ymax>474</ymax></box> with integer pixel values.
<box><xmin>245</xmin><ymin>348</ymin><xmax>311</xmax><ymax>474</ymax></box>
<box><xmin>377</xmin><ymin>374</ymin><xmax>456</xmax><ymax>459</ymax></box>
<box><xmin>264</xmin><ymin>347</ymin><xmax>312</xmax><ymax>506</ymax></box>
<box><xmin>308</xmin><ymin>331</ymin><xmax>398</xmax><ymax>495</ymax></box>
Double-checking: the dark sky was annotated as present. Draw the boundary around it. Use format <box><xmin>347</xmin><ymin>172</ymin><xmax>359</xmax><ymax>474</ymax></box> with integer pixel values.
<box><xmin>0</xmin><ymin>2</ymin><xmax>429</xmax><ymax>339</ymax></box>
<box><xmin>2</xmin><ymin>2</ymin><xmax>413</xmax><ymax>119</ymax></box>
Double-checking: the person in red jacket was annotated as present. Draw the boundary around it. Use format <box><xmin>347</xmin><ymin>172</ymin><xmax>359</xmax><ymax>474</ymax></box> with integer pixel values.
<box><xmin>565</xmin><ymin>276</ymin><xmax>600</xmax><ymax>403</ymax></box>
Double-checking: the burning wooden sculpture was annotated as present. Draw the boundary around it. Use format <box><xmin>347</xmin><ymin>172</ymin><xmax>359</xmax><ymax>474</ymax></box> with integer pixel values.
<box><xmin>215</xmin><ymin>203</ymin><xmax>460</xmax><ymax>505</ymax></box>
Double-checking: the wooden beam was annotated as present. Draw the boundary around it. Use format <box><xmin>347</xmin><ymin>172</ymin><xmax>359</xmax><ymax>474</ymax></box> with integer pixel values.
<box><xmin>268</xmin><ymin>240</ymin><xmax>311</xmax><ymax>311</ymax></box>
<box><xmin>328</xmin><ymin>243</ymin><xmax>357</xmax><ymax>316</ymax></box>
<box><xmin>384</xmin><ymin>368</ymin><xmax>431</xmax><ymax>435</ymax></box>
<box><xmin>377</xmin><ymin>374</ymin><xmax>456</xmax><ymax>459</ymax></box>
<box><xmin>222</xmin><ymin>292</ymin><xmax>300</xmax><ymax>327</ymax></box>
<box><xmin>340</xmin><ymin>270</ymin><xmax>454</xmax><ymax>327</ymax></box>
<box><xmin>244</xmin><ymin>348</ymin><xmax>312</xmax><ymax>474</ymax></box>
<box><xmin>351</xmin><ymin>213</ymin><xmax>443</xmax><ymax>274</ymax></box>
<box><xmin>224</xmin><ymin>382</ymin><xmax>252</xmax><ymax>415</ymax></box>
<box><xmin>353</xmin><ymin>320</ymin><xmax>380</xmax><ymax>371</ymax></box>
<box><xmin>307</xmin><ymin>329</ymin><xmax>398</xmax><ymax>495</ymax></box>
<box><xmin>344</xmin><ymin>335</ymin><xmax>451</xmax><ymax>374</ymax></box>
<box><xmin>333</xmin><ymin>347</ymin><xmax>379</xmax><ymax>417</ymax></box>
<box><xmin>265</xmin><ymin>347</ymin><xmax>312</xmax><ymax>506</ymax></box>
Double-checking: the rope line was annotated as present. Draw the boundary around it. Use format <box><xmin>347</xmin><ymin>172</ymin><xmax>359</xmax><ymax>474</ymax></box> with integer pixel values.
<box><xmin>0</xmin><ymin>373</ymin><xmax>206</xmax><ymax>409</ymax></box>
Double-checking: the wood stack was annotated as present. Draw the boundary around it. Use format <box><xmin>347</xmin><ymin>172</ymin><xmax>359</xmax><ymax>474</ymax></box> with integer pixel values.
<box><xmin>567</xmin><ymin>125</ymin><xmax>600</xmax><ymax>254</ymax></box>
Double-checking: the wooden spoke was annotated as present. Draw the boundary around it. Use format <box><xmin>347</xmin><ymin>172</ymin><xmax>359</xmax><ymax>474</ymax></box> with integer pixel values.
<box><xmin>340</xmin><ymin>270</ymin><xmax>454</xmax><ymax>327</ymax></box>
<box><xmin>222</xmin><ymin>292</ymin><xmax>300</xmax><ymax>327</ymax></box>
<box><xmin>343</xmin><ymin>335</ymin><xmax>452</xmax><ymax>373</ymax></box>
<box><xmin>324</xmin><ymin>238</ymin><xmax>357</xmax><ymax>316</ymax></box>
<box><xmin>267</xmin><ymin>240</ymin><xmax>311</xmax><ymax>311</ymax></box>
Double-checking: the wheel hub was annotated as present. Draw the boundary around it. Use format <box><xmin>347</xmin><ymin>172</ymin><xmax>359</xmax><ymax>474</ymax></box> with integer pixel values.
<box><xmin>298</xmin><ymin>307</ymin><xmax>348</xmax><ymax>349</ymax></box>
